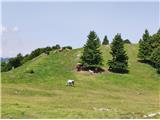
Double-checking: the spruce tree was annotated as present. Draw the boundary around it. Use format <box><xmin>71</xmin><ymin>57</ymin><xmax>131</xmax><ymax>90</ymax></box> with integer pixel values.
<box><xmin>102</xmin><ymin>35</ymin><xmax>109</xmax><ymax>45</ymax></box>
<box><xmin>80</xmin><ymin>31</ymin><xmax>102</xmax><ymax>69</ymax></box>
<box><xmin>150</xmin><ymin>31</ymin><xmax>160</xmax><ymax>56</ymax></box>
<box><xmin>138</xmin><ymin>29</ymin><xmax>160</xmax><ymax>74</ymax></box>
<box><xmin>108</xmin><ymin>34</ymin><xmax>128</xmax><ymax>73</ymax></box>
<box><xmin>150</xmin><ymin>46</ymin><xmax>160</xmax><ymax>74</ymax></box>
<box><xmin>138</xmin><ymin>29</ymin><xmax>151</xmax><ymax>61</ymax></box>
<box><xmin>123</xmin><ymin>39</ymin><xmax>131</xmax><ymax>44</ymax></box>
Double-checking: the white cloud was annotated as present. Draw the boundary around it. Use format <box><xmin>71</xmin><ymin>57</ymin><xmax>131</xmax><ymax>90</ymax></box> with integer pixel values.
<box><xmin>0</xmin><ymin>26</ymin><xmax>8</xmax><ymax>33</ymax></box>
<box><xmin>12</xmin><ymin>26</ymin><xmax>19</xmax><ymax>32</ymax></box>
<box><xmin>0</xmin><ymin>26</ymin><xmax>19</xmax><ymax>33</ymax></box>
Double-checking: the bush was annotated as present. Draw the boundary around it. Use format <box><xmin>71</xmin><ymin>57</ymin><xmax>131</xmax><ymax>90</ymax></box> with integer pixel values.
<box><xmin>25</xmin><ymin>69</ymin><xmax>34</xmax><ymax>74</ymax></box>
<box><xmin>1</xmin><ymin>61</ymin><xmax>10</xmax><ymax>72</ymax></box>
<box><xmin>62</xmin><ymin>46</ymin><xmax>72</xmax><ymax>50</ymax></box>
<box><xmin>44</xmin><ymin>51</ymin><xmax>50</xmax><ymax>55</ymax></box>
<box><xmin>21</xmin><ymin>54</ymin><xmax>30</xmax><ymax>64</ymax></box>
<box><xmin>52</xmin><ymin>44</ymin><xmax>61</xmax><ymax>50</ymax></box>
<box><xmin>7</xmin><ymin>53</ymin><xmax>23</xmax><ymax>69</ymax></box>
<box><xmin>29</xmin><ymin>48</ymin><xmax>43</xmax><ymax>59</ymax></box>
<box><xmin>43</xmin><ymin>47</ymin><xmax>52</xmax><ymax>53</ymax></box>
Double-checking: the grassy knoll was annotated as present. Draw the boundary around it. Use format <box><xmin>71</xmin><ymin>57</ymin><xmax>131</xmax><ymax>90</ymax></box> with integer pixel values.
<box><xmin>1</xmin><ymin>44</ymin><xmax>160</xmax><ymax>118</ymax></box>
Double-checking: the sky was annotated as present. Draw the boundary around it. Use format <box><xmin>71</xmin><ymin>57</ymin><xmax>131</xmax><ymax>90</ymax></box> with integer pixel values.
<box><xmin>1</xmin><ymin>1</ymin><xmax>159</xmax><ymax>58</ymax></box>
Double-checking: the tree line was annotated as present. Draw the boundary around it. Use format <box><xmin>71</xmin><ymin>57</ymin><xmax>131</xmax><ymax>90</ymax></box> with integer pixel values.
<box><xmin>80</xmin><ymin>29</ymin><xmax>159</xmax><ymax>74</ymax></box>
<box><xmin>1</xmin><ymin>45</ymin><xmax>72</xmax><ymax>72</ymax></box>
<box><xmin>138</xmin><ymin>29</ymin><xmax>160</xmax><ymax>73</ymax></box>
<box><xmin>80</xmin><ymin>31</ymin><xmax>128</xmax><ymax>73</ymax></box>
<box><xmin>1</xmin><ymin>29</ymin><xmax>159</xmax><ymax>74</ymax></box>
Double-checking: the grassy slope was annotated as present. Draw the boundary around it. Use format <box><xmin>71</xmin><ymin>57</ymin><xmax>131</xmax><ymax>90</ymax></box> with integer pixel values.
<box><xmin>1</xmin><ymin>44</ymin><xmax>160</xmax><ymax>118</ymax></box>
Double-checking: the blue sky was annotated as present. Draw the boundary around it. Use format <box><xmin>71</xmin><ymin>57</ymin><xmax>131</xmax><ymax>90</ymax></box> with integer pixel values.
<box><xmin>1</xmin><ymin>1</ymin><xmax>159</xmax><ymax>57</ymax></box>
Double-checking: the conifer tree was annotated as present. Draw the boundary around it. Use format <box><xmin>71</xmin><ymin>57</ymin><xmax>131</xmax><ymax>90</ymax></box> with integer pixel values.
<box><xmin>137</xmin><ymin>29</ymin><xmax>160</xmax><ymax>74</ymax></box>
<box><xmin>150</xmin><ymin>46</ymin><xmax>160</xmax><ymax>74</ymax></box>
<box><xmin>102</xmin><ymin>35</ymin><xmax>109</xmax><ymax>45</ymax></box>
<box><xmin>138</xmin><ymin>29</ymin><xmax>151</xmax><ymax>60</ymax></box>
<box><xmin>150</xmin><ymin>30</ymin><xmax>160</xmax><ymax>55</ymax></box>
<box><xmin>123</xmin><ymin>39</ymin><xmax>131</xmax><ymax>44</ymax></box>
<box><xmin>108</xmin><ymin>34</ymin><xmax>128</xmax><ymax>73</ymax></box>
<box><xmin>80</xmin><ymin>31</ymin><xmax>102</xmax><ymax>69</ymax></box>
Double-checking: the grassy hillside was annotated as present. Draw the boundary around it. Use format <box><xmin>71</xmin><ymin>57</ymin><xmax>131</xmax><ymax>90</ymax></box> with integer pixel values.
<box><xmin>1</xmin><ymin>44</ymin><xmax>160</xmax><ymax>118</ymax></box>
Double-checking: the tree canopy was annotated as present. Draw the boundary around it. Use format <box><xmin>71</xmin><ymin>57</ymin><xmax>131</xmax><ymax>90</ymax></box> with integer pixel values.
<box><xmin>102</xmin><ymin>35</ymin><xmax>109</xmax><ymax>45</ymax></box>
<box><xmin>123</xmin><ymin>39</ymin><xmax>131</xmax><ymax>44</ymax></box>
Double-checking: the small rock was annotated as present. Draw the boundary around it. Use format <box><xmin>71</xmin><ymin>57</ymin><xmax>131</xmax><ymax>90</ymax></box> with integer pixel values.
<box><xmin>93</xmin><ymin>107</ymin><xmax>110</xmax><ymax>112</ymax></box>
<box><xmin>93</xmin><ymin>107</ymin><xmax>97</xmax><ymax>111</ymax></box>
<box><xmin>99</xmin><ymin>108</ymin><xmax>109</xmax><ymax>112</ymax></box>
<box><xmin>143</xmin><ymin>112</ymin><xmax>160</xmax><ymax>118</ymax></box>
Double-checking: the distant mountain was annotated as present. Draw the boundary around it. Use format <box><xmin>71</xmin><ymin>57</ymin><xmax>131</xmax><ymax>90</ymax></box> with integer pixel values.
<box><xmin>0</xmin><ymin>57</ymin><xmax>10</xmax><ymax>62</ymax></box>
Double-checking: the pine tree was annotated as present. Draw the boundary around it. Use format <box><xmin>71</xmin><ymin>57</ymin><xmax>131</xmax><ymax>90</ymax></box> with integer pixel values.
<box><xmin>138</xmin><ymin>29</ymin><xmax>151</xmax><ymax>61</ymax></box>
<box><xmin>80</xmin><ymin>31</ymin><xmax>102</xmax><ymax>69</ymax></box>
<box><xmin>138</xmin><ymin>29</ymin><xmax>160</xmax><ymax>74</ymax></box>
<box><xmin>102</xmin><ymin>35</ymin><xmax>109</xmax><ymax>45</ymax></box>
<box><xmin>150</xmin><ymin>30</ymin><xmax>160</xmax><ymax>56</ymax></box>
<box><xmin>150</xmin><ymin>46</ymin><xmax>160</xmax><ymax>74</ymax></box>
<box><xmin>108</xmin><ymin>34</ymin><xmax>128</xmax><ymax>73</ymax></box>
<box><xmin>123</xmin><ymin>39</ymin><xmax>131</xmax><ymax>44</ymax></box>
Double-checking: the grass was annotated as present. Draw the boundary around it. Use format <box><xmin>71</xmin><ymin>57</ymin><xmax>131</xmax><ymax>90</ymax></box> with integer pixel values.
<box><xmin>1</xmin><ymin>44</ymin><xmax>160</xmax><ymax>118</ymax></box>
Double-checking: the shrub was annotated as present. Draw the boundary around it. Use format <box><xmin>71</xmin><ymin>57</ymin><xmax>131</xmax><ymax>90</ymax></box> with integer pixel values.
<box><xmin>25</xmin><ymin>69</ymin><xmax>34</xmax><ymax>74</ymax></box>
<box><xmin>7</xmin><ymin>53</ymin><xmax>23</xmax><ymax>69</ymax></box>
<box><xmin>62</xmin><ymin>46</ymin><xmax>72</xmax><ymax>50</ymax></box>
<box><xmin>1</xmin><ymin>61</ymin><xmax>10</xmax><ymax>72</ymax></box>
<box><xmin>52</xmin><ymin>44</ymin><xmax>61</xmax><ymax>50</ymax></box>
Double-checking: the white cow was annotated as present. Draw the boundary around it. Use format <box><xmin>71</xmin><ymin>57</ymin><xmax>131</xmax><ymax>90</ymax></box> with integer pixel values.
<box><xmin>66</xmin><ymin>80</ymin><xmax>75</xmax><ymax>86</ymax></box>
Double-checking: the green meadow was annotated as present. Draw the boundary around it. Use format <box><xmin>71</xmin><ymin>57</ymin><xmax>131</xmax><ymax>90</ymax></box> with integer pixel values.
<box><xmin>1</xmin><ymin>44</ymin><xmax>160</xmax><ymax>118</ymax></box>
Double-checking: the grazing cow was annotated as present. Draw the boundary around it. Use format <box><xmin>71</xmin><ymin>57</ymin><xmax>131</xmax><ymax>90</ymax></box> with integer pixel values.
<box><xmin>66</xmin><ymin>80</ymin><xmax>75</xmax><ymax>86</ymax></box>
